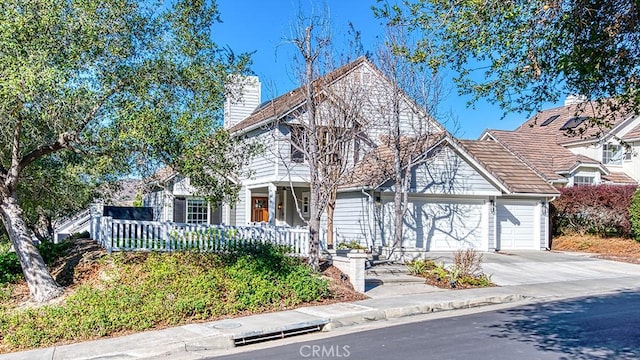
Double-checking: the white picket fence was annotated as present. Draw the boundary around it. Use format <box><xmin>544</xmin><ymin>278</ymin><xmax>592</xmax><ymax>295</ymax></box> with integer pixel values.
<box><xmin>90</xmin><ymin>216</ymin><xmax>322</xmax><ymax>257</ymax></box>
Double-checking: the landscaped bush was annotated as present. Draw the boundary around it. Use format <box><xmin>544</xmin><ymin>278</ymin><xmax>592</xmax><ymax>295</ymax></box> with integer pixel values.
<box><xmin>0</xmin><ymin>240</ymin><xmax>71</xmax><ymax>285</ymax></box>
<box><xmin>629</xmin><ymin>187</ymin><xmax>640</xmax><ymax>241</ymax></box>
<box><xmin>406</xmin><ymin>250</ymin><xmax>493</xmax><ymax>289</ymax></box>
<box><xmin>551</xmin><ymin>184</ymin><xmax>637</xmax><ymax>237</ymax></box>
<box><xmin>337</xmin><ymin>240</ymin><xmax>367</xmax><ymax>251</ymax></box>
<box><xmin>0</xmin><ymin>242</ymin><xmax>330</xmax><ymax>351</ymax></box>
<box><xmin>0</xmin><ymin>249</ymin><xmax>21</xmax><ymax>284</ymax></box>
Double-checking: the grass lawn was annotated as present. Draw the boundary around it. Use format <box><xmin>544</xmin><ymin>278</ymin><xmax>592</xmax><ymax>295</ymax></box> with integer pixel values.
<box><xmin>552</xmin><ymin>234</ymin><xmax>640</xmax><ymax>264</ymax></box>
<box><xmin>0</xmin><ymin>239</ymin><xmax>365</xmax><ymax>354</ymax></box>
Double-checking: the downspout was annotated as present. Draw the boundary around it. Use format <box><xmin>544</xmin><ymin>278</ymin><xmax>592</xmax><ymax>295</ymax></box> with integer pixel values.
<box><xmin>361</xmin><ymin>188</ymin><xmax>375</xmax><ymax>251</ymax></box>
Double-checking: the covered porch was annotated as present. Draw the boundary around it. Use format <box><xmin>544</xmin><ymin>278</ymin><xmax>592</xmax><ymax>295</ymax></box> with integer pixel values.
<box><xmin>245</xmin><ymin>182</ymin><xmax>310</xmax><ymax>227</ymax></box>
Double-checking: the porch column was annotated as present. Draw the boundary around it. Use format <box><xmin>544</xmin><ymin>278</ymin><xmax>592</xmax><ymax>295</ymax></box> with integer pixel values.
<box><xmin>268</xmin><ymin>184</ymin><xmax>277</xmax><ymax>225</ymax></box>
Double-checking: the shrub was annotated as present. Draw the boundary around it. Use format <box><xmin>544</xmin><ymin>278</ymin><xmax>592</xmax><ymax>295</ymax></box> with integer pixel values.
<box><xmin>408</xmin><ymin>251</ymin><xmax>493</xmax><ymax>289</ymax></box>
<box><xmin>0</xmin><ymin>242</ymin><xmax>330</xmax><ymax>351</ymax></box>
<box><xmin>337</xmin><ymin>240</ymin><xmax>367</xmax><ymax>250</ymax></box>
<box><xmin>630</xmin><ymin>187</ymin><xmax>640</xmax><ymax>241</ymax></box>
<box><xmin>0</xmin><ymin>251</ymin><xmax>21</xmax><ymax>284</ymax></box>
<box><xmin>551</xmin><ymin>184</ymin><xmax>637</xmax><ymax>237</ymax></box>
<box><xmin>406</xmin><ymin>258</ymin><xmax>437</xmax><ymax>275</ymax></box>
<box><xmin>452</xmin><ymin>249</ymin><xmax>483</xmax><ymax>277</ymax></box>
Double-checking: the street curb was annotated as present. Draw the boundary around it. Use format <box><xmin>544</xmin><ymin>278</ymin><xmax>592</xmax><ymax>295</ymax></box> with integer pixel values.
<box><xmin>325</xmin><ymin>294</ymin><xmax>527</xmax><ymax>331</ymax></box>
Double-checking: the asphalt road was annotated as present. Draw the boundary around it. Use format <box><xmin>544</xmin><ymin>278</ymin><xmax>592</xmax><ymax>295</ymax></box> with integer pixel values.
<box><xmin>215</xmin><ymin>291</ymin><xmax>640</xmax><ymax>360</ymax></box>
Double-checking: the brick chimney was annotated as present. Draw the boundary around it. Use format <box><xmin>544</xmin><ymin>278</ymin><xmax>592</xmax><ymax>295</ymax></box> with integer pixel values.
<box><xmin>224</xmin><ymin>75</ymin><xmax>261</xmax><ymax>130</ymax></box>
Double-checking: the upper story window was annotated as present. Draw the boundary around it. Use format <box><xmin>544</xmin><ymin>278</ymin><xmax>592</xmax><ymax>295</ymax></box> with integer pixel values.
<box><xmin>573</xmin><ymin>176</ymin><xmax>595</xmax><ymax>186</ymax></box>
<box><xmin>290</xmin><ymin>125</ymin><xmax>306</xmax><ymax>163</ymax></box>
<box><xmin>603</xmin><ymin>144</ymin><xmax>624</xmax><ymax>165</ymax></box>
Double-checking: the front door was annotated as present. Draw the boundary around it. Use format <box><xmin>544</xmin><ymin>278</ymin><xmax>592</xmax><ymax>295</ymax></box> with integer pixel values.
<box><xmin>251</xmin><ymin>197</ymin><xmax>269</xmax><ymax>222</ymax></box>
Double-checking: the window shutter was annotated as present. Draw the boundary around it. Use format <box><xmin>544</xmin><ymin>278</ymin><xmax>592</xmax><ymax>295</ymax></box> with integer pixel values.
<box><xmin>173</xmin><ymin>197</ymin><xmax>186</xmax><ymax>223</ymax></box>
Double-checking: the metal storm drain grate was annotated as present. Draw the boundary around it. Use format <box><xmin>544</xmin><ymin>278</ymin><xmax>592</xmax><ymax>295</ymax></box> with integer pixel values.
<box><xmin>234</xmin><ymin>324</ymin><xmax>323</xmax><ymax>346</ymax></box>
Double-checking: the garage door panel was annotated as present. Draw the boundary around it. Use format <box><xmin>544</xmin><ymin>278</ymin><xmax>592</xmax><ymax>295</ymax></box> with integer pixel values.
<box><xmin>497</xmin><ymin>201</ymin><xmax>536</xmax><ymax>250</ymax></box>
<box><xmin>405</xmin><ymin>198</ymin><xmax>484</xmax><ymax>251</ymax></box>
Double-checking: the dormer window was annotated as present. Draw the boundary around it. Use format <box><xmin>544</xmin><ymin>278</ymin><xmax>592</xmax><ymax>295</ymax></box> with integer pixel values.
<box><xmin>574</xmin><ymin>176</ymin><xmax>595</xmax><ymax>186</ymax></box>
<box><xmin>603</xmin><ymin>144</ymin><xmax>623</xmax><ymax>165</ymax></box>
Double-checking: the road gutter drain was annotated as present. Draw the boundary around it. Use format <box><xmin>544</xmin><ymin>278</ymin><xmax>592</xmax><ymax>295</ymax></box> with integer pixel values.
<box><xmin>234</xmin><ymin>325</ymin><xmax>323</xmax><ymax>346</ymax></box>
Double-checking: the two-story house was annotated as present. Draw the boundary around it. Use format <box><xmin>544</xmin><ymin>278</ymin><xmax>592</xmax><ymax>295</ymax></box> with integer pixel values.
<box><xmin>480</xmin><ymin>96</ymin><xmax>639</xmax><ymax>187</ymax></box>
<box><xmin>144</xmin><ymin>57</ymin><xmax>560</xmax><ymax>253</ymax></box>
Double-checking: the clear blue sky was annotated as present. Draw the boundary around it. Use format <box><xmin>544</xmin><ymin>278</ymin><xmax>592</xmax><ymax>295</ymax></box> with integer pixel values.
<box><xmin>215</xmin><ymin>0</ymin><xmax>562</xmax><ymax>139</ymax></box>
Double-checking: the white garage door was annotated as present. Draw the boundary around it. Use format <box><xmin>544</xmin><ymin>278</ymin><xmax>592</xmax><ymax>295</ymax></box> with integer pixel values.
<box><xmin>497</xmin><ymin>200</ymin><xmax>537</xmax><ymax>250</ymax></box>
<box><xmin>403</xmin><ymin>198</ymin><xmax>485</xmax><ymax>251</ymax></box>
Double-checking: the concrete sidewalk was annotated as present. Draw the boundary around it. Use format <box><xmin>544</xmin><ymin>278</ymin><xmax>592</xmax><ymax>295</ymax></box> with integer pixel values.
<box><xmin>2</xmin><ymin>252</ymin><xmax>640</xmax><ymax>360</ymax></box>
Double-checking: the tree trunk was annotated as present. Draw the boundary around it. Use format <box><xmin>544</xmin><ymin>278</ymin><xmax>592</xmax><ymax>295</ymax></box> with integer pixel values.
<box><xmin>393</xmin><ymin>186</ymin><xmax>403</xmax><ymax>248</ymax></box>
<box><xmin>0</xmin><ymin>196</ymin><xmax>63</xmax><ymax>303</ymax></box>
<box><xmin>326</xmin><ymin>191</ymin><xmax>336</xmax><ymax>249</ymax></box>
<box><xmin>308</xmin><ymin>217</ymin><xmax>320</xmax><ymax>270</ymax></box>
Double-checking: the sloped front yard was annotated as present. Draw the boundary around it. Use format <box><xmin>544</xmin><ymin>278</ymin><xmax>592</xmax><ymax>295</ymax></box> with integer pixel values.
<box><xmin>0</xmin><ymin>239</ymin><xmax>365</xmax><ymax>353</ymax></box>
<box><xmin>552</xmin><ymin>235</ymin><xmax>640</xmax><ymax>264</ymax></box>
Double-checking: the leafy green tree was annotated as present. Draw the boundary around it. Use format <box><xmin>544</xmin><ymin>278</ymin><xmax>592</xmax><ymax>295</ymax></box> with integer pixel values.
<box><xmin>19</xmin><ymin>154</ymin><xmax>102</xmax><ymax>242</ymax></box>
<box><xmin>374</xmin><ymin>0</ymin><xmax>640</xmax><ymax>119</ymax></box>
<box><xmin>0</xmin><ymin>0</ymin><xmax>252</xmax><ymax>302</ymax></box>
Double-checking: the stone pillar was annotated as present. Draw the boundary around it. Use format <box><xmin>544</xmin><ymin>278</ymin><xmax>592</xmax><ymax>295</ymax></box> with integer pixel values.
<box><xmin>347</xmin><ymin>252</ymin><xmax>368</xmax><ymax>293</ymax></box>
<box><xmin>331</xmin><ymin>251</ymin><xmax>368</xmax><ymax>293</ymax></box>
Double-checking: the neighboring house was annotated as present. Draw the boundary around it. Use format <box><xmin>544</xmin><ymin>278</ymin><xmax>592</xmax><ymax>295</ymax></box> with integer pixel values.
<box><xmin>144</xmin><ymin>57</ymin><xmax>560</xmax><ymax>252</ymax></box>
<box><xmin>480</xmin><ymin>96</ymin><xmax>640</xmax><ymax>187</ymax></box>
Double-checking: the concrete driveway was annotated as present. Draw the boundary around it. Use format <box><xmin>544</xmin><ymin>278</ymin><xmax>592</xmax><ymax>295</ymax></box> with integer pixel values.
<box><xmin>427</xmin><ymin>251</ymin><xmax>640</xmax><ymax>286</ymax></box>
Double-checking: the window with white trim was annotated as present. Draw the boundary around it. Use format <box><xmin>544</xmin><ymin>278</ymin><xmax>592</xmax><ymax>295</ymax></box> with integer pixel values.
<box><xmin>574</xmin><ymin>176</ymin><xmax>595</xmax><ymax>186</ymax></box>
<box><xmin>301</xmin><ymin>192</ymin><xmax>310</xmax><ymax>217</ymax></box>
<box><xmin>187</xmin><ymin>198</ymin><xmax>208</xmax><ymax>224</ymax></box>
<box><xmin>603</xmin><ymin>144</ymin><xmax>624</xmax><ymax>165</ymax></box>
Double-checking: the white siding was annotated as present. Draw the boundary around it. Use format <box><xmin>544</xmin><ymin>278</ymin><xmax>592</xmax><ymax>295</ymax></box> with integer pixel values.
<box><xmin>496</xmin><ymin>200</ymin><xmax>538</xmax><ymax>250</ymax></box>
<box><xmin>623</xmin><ymin>141</ymin><xmax>640</xmax><ymax>181</ymax></box>
<box><xmin>332</xmin><ymin>192</ymin><xmax>373</xmax><ymax>247</ymax></box>
<box><xmin>143</xmin><ymin>190</ymin><xmax>165</xmax><ymax>222</ymax></box>
<box><xmin>566</xmin><ymin>143</ymin><xmax>600</xmax><ymax>161</ymax></box>
<box><xmin>235</xmin><ymin>185</ymin><xmax>248</xmax><ymax>225</ymax></box>
<box><xmin>244</xmin><ymin>129</ymin><xmax>277</xmax><ymax>180</ymax></box>
<box><xmin>406</xmin><ymin>146</ymin><xmax>500</xmax><ymax>196</ymax></box>
<box><xmin>275</xmin><ymin>136</ymin><xmax>309</xmax><ymax>180</ymax></box>
<box><xmin>172</xmin><ymin>176</ymin><xmax>190</xmax><ymax>196</ymax></box>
